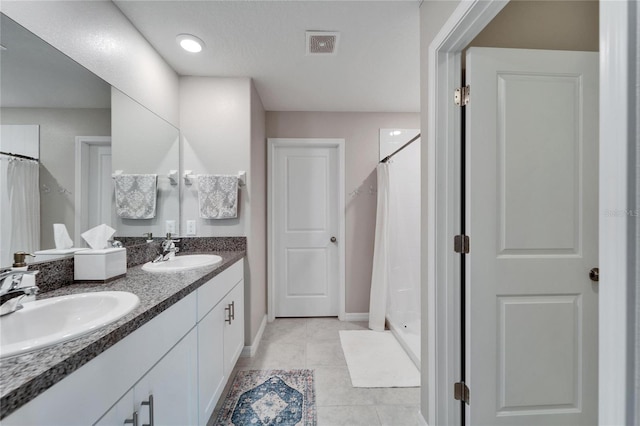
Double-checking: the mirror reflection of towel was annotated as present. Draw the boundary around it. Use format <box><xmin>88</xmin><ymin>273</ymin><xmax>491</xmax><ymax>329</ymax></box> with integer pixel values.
<box><xmin>114</xmin><ymin>174</ymin><xmax>157</xmax><ymax>219</ymax></box>
<box><xmin>197</xmin><ymin>175</ymin><xmax>238</xmax><ymax>219</ymax></box>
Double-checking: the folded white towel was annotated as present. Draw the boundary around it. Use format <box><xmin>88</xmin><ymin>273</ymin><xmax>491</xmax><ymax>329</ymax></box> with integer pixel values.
<box><xmin>114</xmin><ymin>174</ymin><xmax>157</xmax><ymax>219</ymax></box>
<box><xmin>197</xmin><ymin>174</ymin><xmax>239</xmax><ymax>219</ymax></box>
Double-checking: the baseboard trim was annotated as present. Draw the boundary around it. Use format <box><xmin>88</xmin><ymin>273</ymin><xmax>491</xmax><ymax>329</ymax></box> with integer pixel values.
<box><xmin>343</xmin><ymin>312</ymin><xmax>369</xmax><ymax>322</ymax></box>
<box><xmin>241</xmin><ymin>314</ymin><xmax>267</xmax><ymax>357</ymax></box>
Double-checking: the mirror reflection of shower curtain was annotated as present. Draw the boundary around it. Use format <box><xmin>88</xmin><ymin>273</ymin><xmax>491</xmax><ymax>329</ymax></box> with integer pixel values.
<box><xmin>0</xmin><ymin>155</ymin><xmax>40</xmax><ymax>266</ymax></box>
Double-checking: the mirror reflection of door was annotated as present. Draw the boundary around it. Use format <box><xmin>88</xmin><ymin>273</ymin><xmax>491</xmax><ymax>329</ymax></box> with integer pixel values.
<box><xmin>76</xmin><ymin>136</ymin><xmax>113</xmax><ymax>246</ymax></box>
<box><xmin>87</xmin><ymin>144</ymin><xmax>112</xmax><ymax>230</ymax></box>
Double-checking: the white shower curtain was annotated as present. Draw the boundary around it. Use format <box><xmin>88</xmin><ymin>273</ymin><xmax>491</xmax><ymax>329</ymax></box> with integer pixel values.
<box><xmin>0</xmin><ymin>155</ymin><xmax>40</xmax><ymax>266</ymax></box>
<box><xmin>368</xmin><ymin>162</ymin><xmax>389</xmax><ymax>332</ymax></box>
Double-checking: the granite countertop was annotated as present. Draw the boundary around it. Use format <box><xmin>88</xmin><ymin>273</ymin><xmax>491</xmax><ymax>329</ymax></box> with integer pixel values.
<box><xmin>0</xmin><ymin>250</ymin><xmax>245</xmax><ymax>419</ymax></box>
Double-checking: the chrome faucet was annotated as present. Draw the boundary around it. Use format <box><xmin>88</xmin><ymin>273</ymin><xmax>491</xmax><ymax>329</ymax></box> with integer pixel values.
<box><xmin>153</xmin><ymin>233</ymin><xmax>181</xmax><ymax>263</ymax></box>
<box><xmin>0</xmin><ymin>270</ymin><xmax>39</xmax><ymax>316</ymax></box>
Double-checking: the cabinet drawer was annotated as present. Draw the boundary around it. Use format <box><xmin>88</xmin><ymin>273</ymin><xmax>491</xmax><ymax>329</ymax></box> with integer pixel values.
<box><xmin>197</xmin><ymin>259</ymin><xmax>243</xmax><ymax>322</ymax></box>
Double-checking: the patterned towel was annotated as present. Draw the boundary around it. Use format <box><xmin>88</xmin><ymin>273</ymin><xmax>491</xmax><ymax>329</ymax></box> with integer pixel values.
<box><xmin>197</xmin><ymin>174</ymin><xmax>239</xmax><ymax>219</ymax></box>
<box><xmin>114</xmin><ymin>174</ymin><xmax>157</xmax><ymax>219</ymax></box>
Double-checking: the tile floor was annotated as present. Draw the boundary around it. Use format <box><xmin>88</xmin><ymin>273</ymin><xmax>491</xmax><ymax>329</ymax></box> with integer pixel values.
<box><xmin>212</xmin><ymin>318</ymin><xmax>422</xmax><ymax>426</ymax></box>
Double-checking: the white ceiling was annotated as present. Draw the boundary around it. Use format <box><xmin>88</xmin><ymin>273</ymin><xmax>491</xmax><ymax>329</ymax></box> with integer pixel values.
<box><xmin>113</xmin><ymin>1</ymin><xmax>421</xmax><ymax>112</ymax></box>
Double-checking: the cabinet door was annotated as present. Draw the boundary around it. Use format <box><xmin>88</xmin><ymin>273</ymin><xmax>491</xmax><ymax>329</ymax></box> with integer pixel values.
<box><xmin>135</xmin><ymin>327</ymin><xmax>198</xmax><ymax>426</ymax></box>
<box><xmin>94</xmin><ymin>389</ymin><xmax>135</xmax><ymax>426</ymax></box>
<box><xmin>198</xmin><ymin>301</ymin><xmax>225</xmax><ymax>425</ymax></box>
<box><xmin>223</xmin><ymin>281</ymin><xmax>244</xmax><ymax>375</ymax></box>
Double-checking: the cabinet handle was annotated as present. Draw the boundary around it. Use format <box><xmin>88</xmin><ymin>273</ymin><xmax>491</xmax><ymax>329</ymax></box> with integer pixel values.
<box><xmin>141</xmin><ymin>394</ymin><xmax>154</xmax><ymax>426</ymax></box>
<box><xmin>230</xmin><ymin>301</ymin><xmax>235</xmax><ymax>320</ymax></box>
<box><xmin>225</xmin><ymin>305</ymin><xmax>232</xmax><ymax>324</ymax></box>
<box><xmin>124</xmin><ymin>411</ymin><xmax>139</xmax><ymax>426</ymax></box>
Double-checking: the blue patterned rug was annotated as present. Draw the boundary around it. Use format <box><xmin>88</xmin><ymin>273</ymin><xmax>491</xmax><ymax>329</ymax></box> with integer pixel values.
<box><xmin>214</xmin><ymin>369</ymin><xmax>316</xmax><ymax>426</ymax></box>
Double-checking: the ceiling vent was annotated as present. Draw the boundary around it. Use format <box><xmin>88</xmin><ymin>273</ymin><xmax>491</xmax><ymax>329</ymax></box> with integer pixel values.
<box><xmin>306</xmin><ymin>31</ymin><xmax>339</xmax><ymax>56</ymax></box>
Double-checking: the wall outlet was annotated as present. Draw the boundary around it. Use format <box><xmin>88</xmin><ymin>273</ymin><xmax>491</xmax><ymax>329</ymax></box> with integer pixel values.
<box><xmin>165</xmin><ymin>220</ymin><xmax>176</xmax><ymax>235</ymax></box>
<box><xmin>186</xmin><ymin>220</ymin><xmax>196</xmax><ymax>236</ymax></box>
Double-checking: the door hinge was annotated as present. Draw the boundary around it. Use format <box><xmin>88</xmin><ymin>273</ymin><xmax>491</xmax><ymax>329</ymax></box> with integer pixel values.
<box><xmin>454</xmin><ymin>382</ymin><xmax>470</xmax><ymax>404</ymax></box>
<box><xmin>454</xmin><ymin>234</ymin><xmax>470</xmax><ymax>254</ymax></box>
<box><xmin>454</xmin><ymin>85</ymin><xmax>470</xmax><ymax>106</ymax></box>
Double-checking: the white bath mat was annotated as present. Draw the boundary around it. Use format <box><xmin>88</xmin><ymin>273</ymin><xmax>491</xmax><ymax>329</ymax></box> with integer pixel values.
<box><xmin>339</xmin><ymin>330</ymin><xmax>420</xmax><ymax>388</ymax></box>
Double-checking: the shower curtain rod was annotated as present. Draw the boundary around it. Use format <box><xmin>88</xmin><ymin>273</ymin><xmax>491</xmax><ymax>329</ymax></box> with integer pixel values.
<box><xmin>380</xmin><ymin>133</ymin><xmax>421</xmax><ymax>163</ymax></box>
<box><xmin>0</xmin><ymin>151</ymin><xmax>38</xmax><ymax>161</ymax></box>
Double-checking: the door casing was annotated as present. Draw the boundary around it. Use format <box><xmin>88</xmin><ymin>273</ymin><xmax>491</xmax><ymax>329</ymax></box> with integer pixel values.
<box><xmin>267</xmin><ymin>138</ymin><xmax>346</xmax><ymax>322</ymax></box>
<box><xmin>425</xmin><ymin>1</ymin><xmax>634</xmax><ymax>425</ymax></box>
<box><xmin>74</xmin><ymin>136</ymin><xmax>112</xmax><ymax>246</ymax></box>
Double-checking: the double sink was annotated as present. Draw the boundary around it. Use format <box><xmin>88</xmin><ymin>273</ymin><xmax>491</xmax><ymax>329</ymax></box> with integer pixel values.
<box><xmin>0</xmin><ymin>255</ymin><xmax>222</xmax><ymax>359</ymax></box>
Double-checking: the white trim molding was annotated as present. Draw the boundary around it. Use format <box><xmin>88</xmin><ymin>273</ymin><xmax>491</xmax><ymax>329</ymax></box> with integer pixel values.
<box><xmin>342</xmin><ymin>313</ymin><xmax>369</xmax><ymax>322</ymax></box>
<box><xmin>426</xmin><ymin>2</ymin><xmax>508</xmax><ymax>425</ymax></box>
<box><xmin>241</xmin><ymin>314</ymin><xmax>267</xmax><ymax>358</ymax></box>
<box><xmin>267</xmin><ymin>138</ymin><xmax>346</xmax><ymax>322</ymax></box>
<box><xmin>599</xmin><ymin>1</ymin><xmax>637</xmax><ymax>424</ymax></box>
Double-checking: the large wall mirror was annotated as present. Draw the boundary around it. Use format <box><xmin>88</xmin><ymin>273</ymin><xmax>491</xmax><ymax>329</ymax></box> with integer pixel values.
<box><xmin>0</xmin><ymin>13</ymin><xmax>180</xmax><ymax>267</ymax></box>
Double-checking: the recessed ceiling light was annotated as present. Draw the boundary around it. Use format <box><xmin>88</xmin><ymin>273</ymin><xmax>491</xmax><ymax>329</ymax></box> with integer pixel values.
<box><xmin>176</xmin><ymin>34</ymin><xmax>204</xmax><ymax>53</ymax></box>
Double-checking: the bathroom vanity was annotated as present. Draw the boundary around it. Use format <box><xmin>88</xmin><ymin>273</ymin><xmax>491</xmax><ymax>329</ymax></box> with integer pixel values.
<box><xmin>0</xmin><ymin>252</ymin><xmax>245</xmax><ymax>425</ymax></box>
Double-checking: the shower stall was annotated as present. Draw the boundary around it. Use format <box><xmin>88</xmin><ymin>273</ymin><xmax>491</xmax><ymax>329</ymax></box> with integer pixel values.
<box><xmin>370</xmin><ymin>129</ymin><xmax>421</xmax><ymax>368</ymax></box>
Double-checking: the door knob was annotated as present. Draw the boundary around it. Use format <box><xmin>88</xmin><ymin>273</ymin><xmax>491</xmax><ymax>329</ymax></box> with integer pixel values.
<box><xmin>330</xmin><ymin>236</ymin><xmax>337</xmax><ymax>243</ymax></box>
<box><xmin>589</xmin><ymin>267</ymin><xmax>599</xmax><ymax>282</ymax></box>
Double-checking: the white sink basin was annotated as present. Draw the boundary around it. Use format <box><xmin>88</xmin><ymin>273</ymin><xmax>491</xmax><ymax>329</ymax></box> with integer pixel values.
<box><xmin>0</xmin><ymin>291</ymin><xmax>139</xmax><ymax>359</ymax></box>
<box><xmin>141</xmin><ymin>254</ymin><xmax>222</xmax><ymax>273</ymax></box>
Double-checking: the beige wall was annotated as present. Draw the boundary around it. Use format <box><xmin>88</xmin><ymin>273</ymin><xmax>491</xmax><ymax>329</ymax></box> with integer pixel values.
<box><xmin>1</xmin><ymin>1</ymin><xmax>180</xmax><ymax>126</ymax></box>
<box><xmin>469</xmin><ymin>0</ymin><xmax>599</xmax><ymax>52</ymax></box>
<box><xmin>1</xmin><ymin>107</ymin><xmax>111</xmax><ymax>250</ymax></box>
<box><xmin>266</xmin><ymin>111</ymin><xmax>420</xmax><ymax>313</ymax></box>
<box><xmin>248</xmin><ymin>81</ymin><xmax>267</xmax><ymax>345</ymax></box>
<box><xmin>419</xmin><ymin>0</ymin><xmax>599</xmax><ymax>421</ymax></box>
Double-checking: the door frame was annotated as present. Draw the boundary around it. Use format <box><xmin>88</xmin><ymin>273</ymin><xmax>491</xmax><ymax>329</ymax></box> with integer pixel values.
<box><xmin>74</xmin><ymin>136</ymin><xmax>111</xmax><ymax>246</ymax></box>
<box><xmin>425</xmin><ymin>1</ymin><xmax>635</xmax><ymax>425</ymax></box>
<box><xmin>267</xmin><ymin>138</ymin><xmax>346</xmax><ymax>322</ymax></box>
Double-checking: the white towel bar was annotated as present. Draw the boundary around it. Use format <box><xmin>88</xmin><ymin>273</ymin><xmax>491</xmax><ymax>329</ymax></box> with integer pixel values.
<box><xmin>184</xmin><ymin>170</ymin><xmax>246</xmax><ymax>187</ymax></box>
<box><xmin>111</xmin><ymin>170</ymin><xmax>178</xmax><ymax>186</ymax></box>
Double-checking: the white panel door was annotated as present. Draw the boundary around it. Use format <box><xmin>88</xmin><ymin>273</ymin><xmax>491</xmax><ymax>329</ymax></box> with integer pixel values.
<box><xmin>272</xmin><ymin>140</ymin><xmax>342</xmax><ymax>317</ymax></box>
<box><xmin>466</xmin><ymin>48</ymin><xmax>598</xmax><ymax>425</ymax></box>
<box><xmin>88</xmin><ymin>144</ymin><xmax>112</xmax><ymax>228</ymax></box>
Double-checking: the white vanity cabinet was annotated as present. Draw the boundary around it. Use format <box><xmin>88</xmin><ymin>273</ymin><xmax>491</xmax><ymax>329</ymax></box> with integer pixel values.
<box><xmin>3</xmin><ymin>291</ymin><xmax>198</xmax><ymax>426</ymax></box>
<box><xmin>96</xmin><ymin>328</ymin><xmax>198</xmax><ymax>426</ymax></box>
<box><xmin>197</xmin><ymin>300</ymin><xmax>225</xmax><ymax>425</ymax></box>
<box><xmin>196</xmin><ymin>259</ymin><xmax>244</xmax><ymax>425</ymax></box>
<box><xmin>223</xmin><ymin>281</ymin><xmax>244</xmax><ymax>376</ymax></box>
<box><xmin>3</xmin><ymin>258</ymin><xmax>245</xmax><ymax>426</ymax></box>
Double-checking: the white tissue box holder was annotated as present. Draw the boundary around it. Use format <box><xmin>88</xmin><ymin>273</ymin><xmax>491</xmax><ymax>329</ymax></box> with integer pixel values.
<box><xmin>74</xmin><ymin>248</ymin><xmax>126</xmax><ymax>282</ymax></box>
